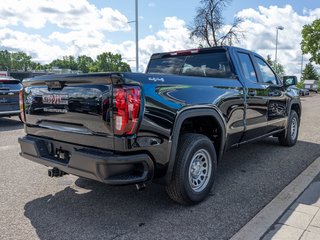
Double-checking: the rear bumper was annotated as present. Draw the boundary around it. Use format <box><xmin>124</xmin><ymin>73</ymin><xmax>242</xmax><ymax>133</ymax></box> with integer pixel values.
<box><xmin>18</xmin><ymin>135</ymin><xmax>154</xmax><ymax>185</ymax></box>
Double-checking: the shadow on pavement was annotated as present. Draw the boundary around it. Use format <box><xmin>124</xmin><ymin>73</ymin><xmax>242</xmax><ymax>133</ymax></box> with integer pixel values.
<box><xmin>24</xmin><ymin>180</ymin><xmax>176</xmax><ymax>240</ymax></box>
<box><xmin>24</xmin><ymin>138</ymin><xmax>320</xmax><ymax>240</ymax></box>
<box><xmin>0</xmin><ymin>117</ymin><xmax>23</xmax><ymax>131</ymax></box>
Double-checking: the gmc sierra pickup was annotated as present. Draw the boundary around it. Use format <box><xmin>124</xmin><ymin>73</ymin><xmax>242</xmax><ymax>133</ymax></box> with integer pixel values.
<box><xmin>18</xmin><ymin>46</ymin><xmax>301</xmax><ymax>205</ymax></box>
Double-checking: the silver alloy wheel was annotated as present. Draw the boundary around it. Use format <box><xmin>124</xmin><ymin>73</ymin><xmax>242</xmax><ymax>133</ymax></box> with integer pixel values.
<box><xmin>291</xmin><ymin>117</ymin><xmax>298</xmax><ymax>140</ymax></box>
<box><xmin>188</xmin><ymin>149</ymin><xmax>212</xmax><ymax>192</ymax></box>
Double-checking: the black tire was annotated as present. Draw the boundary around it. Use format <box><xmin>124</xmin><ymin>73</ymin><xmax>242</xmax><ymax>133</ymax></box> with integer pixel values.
<box><xmin>278</xmin><ymin>110</ymin><xmax>299</xmax><ymax>146</ymax></box>
<box><xmin>166</xmin><ymin>133</ymin><xmax>217</xmax><ymax>205</ymax></box>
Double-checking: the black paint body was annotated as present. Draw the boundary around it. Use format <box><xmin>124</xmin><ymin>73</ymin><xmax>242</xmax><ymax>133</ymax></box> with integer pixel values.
<box><xmin>18</xmin><ymin>47</ymin><xmax>301</xmax><ymax>185</ymax></box>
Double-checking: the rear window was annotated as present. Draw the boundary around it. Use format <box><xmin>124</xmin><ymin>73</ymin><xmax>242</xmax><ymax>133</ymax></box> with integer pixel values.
<box><xmin>147</xmin><ymin>51</ymin><xmax>233</xmax><ymax>78</ymax></box>
<box><xmin>0</xmin><ymin>79</ymin><xmax>21</xmax><ymax>89</ymax></box>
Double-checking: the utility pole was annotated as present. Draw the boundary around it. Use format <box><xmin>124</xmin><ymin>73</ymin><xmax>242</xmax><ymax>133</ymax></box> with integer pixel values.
<box><xmin>275</xmin><ymin>26</ymin><xmax>284</xmax><ymax>73</ymax></box>
<box><xmin>300</xmin><ymin>53</ymin><xmax>304</xmax><ymax>79</ymax></box>
<box><xmin>135</xmin><ymin>0</ymin><xmax>139</xmax><ymax>72</ymax></box>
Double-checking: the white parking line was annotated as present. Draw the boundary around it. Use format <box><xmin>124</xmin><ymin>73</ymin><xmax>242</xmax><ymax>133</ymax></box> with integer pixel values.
<box><xmin>230</xmin><ymin>156</ymin><xmax>320</xmax><ymax>240</ymax></box>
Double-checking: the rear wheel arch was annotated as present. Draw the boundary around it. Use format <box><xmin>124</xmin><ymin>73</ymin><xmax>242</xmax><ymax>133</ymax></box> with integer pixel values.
<box><xmin>165</xmin><ymin>107</ymin><xmax>226</xmax><ymax>185</ymax></box>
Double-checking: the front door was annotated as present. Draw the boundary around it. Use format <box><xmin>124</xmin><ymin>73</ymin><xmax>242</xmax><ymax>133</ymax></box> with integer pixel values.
<box><xmin>237</xmin><ymin>51</ymin><xmax>269</xmax><ymax>142</ymax></box>
<box><xmin>253</xmin><ymin>56</ymin><xmax>288</xmax><ymax>133</ymax></box>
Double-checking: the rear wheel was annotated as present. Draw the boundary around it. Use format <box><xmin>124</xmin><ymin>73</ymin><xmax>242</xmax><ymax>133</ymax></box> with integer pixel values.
<box><xmin>278</xmin><ymin>110</ymin><xmax>299</xmax><ymax>146</ymax></box>
<box><xmin>166</xmin><ymin>133</ymin><xmax>217</xmax><ymax>205</ymax></box>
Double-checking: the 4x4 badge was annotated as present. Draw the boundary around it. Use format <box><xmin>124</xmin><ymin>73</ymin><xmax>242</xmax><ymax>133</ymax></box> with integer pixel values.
<box><xmin>148</xmin><ymin>77</ymin><xmax>165</xmax><ymax>82</ymax></box>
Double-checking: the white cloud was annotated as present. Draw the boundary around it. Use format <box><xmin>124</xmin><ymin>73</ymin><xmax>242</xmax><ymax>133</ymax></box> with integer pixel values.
<box><xmin>236</xmin><ymin>5</ymin><xmax>320</xmax><ymax>77</ymax></box>
<box><xmin>49</xmin><ymin>30</ymin><xmax>105</xmax><ymax>47</ymax></box>
<box><xmin>136</xmin><ymin>17</ymin><xmax>194</xmax><ymax>71</ymax></box>
<box><xmin>0</xmin><ymin>2</ymin><xmax>319</xmax><ymax>76</ymax></box>
<box><xmin>0</xmin><ymin>28</ymin><xmax>65</xmax><ymax>62</ymax></box>
<box><xmin>0</xmin><ymin>14</ymin><xmax>194</xmax><ymax>72</ymax></box>
<box><xmin>0</xmin><ymin>0</ymin><xmax>130</xmax><ymax>32</ymax></box>
<box><xmin>83</xmin><ymin>16</ymin><xmax>194</xmax><ymax>72</ymax></box>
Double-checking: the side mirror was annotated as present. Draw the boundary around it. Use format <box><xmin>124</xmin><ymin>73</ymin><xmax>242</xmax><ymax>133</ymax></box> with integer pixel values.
<box><xmin>283</xmin><ymin>76</ymin><xmax>297</xmax><ymax>87</ymax></box>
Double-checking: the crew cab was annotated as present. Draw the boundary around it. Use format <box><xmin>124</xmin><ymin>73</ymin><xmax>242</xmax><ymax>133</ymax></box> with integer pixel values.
<box><xmin>18</xmin><ymin>46</ymin><xmax>301</xmax><ymax>205</ymax></box>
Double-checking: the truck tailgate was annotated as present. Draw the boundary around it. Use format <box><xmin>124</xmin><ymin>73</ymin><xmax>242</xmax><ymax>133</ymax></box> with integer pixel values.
<box><xmin>22</xmin><ymin>73</ymin><xmax>121</xmax><ymax>150</ymax></box>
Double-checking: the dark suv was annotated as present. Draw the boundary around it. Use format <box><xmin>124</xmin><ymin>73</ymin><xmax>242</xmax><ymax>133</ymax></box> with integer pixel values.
<box><xmin>0</xmin><ymin>77</ymin><xmax>22</xmax><ymax>119</ymax></box>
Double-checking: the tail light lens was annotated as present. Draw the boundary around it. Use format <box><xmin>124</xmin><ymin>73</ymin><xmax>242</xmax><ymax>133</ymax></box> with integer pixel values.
<box><xmin>113</xmin><ymin>86</ymin><xmax>141</xmax><ymax>136</ymax></box>
<box><xmin>19</xmin><ymin>89</ymin><xmax>26</xmax><ymax>122</ymax></box>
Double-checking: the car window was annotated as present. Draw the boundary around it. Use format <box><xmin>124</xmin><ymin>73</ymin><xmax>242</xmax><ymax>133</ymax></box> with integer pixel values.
<box><xmin>255</xmin><ymin>57</ymin><xmax>278</xmax><ymax>85</ymax></box>
<box><xmin>181</xmin><ymin>52</ymin><xmax>232</xmax><ymax>78</ymax></box>
<box><xmin>238</xmin><ymin>53</ymin><xmax>257</xmax><ymax>82</ymax></box>
<box><xmin>147</xmin><ymin>51</ymin><xmax>233</xmax><ymax>79</ymax></box>
<box><xmin>0</xmin><ymin>79</ymin><xmax>21</xmax><ymax>90</ymax></box>
<box><xmin>147</xmin><ymin>56</ymin><xmax>185</xmax><ymax>75</ymax></box>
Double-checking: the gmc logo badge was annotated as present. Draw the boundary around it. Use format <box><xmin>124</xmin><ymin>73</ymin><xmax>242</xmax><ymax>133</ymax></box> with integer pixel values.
<box><xmin>42</xmin><ymin>94</ymin><xmax>68</xmax><ymax>105</ymax></box>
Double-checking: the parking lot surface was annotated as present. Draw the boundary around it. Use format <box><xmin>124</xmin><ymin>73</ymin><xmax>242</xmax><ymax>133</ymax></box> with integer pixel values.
<box><xmin>1</xmin><ymin>94</ymin><xmax>320</xmax><ymax>240</ymax></box>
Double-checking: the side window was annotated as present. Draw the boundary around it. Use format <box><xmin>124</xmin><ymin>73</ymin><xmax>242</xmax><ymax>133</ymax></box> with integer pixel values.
<box><xmin>255</xmin><ymin>57</ymin><xmax>278</xmax><ymax>85</ymax></box>
<box><xmin>238</xmin><ymin>53</ymin><xmax>257</xmax><ymax>82</ymax></box>
<box><xmin>181</xmin><ymin>52</ymin><xmax>233</xmax><ymax>78</ymax></box>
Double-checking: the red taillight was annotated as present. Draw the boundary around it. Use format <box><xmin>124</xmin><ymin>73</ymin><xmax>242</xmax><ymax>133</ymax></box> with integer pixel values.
<box><xmin>113</xmin><ymin>86</ymin><xmax>141</xmax><ymax>136</ymax></box>
<box><xmin>170</xmin><ymin>49</ymin><xmax>199</xmax><ymax>56</ymax></box>
<box><xmin>19</xmin><ymin>89</ymin><xmax>26</xmax><ymax>122</ymax></box>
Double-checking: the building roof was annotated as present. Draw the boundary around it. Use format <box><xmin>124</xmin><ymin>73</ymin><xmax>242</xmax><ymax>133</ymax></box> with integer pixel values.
<box><xmin>304</xmin><ymin>80</ymin><xmax>318</xmax><ymax>84</ymax></box>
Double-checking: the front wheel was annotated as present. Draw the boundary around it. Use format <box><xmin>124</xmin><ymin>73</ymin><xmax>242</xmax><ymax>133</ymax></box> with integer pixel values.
<box><xmin>278</xmin><ymin>110</ymin><xmax>299</xmax><ymax>146</ymax></box>
<box><xmin>166</xmin><ymin>133</ymin><xmax>217</xmax><ymax>205</ymax></box>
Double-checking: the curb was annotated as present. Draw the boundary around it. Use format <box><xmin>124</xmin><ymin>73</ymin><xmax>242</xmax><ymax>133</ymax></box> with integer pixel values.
<box><xmin>230</xmin><ymin>156</ymin><xmax>320</xmax><ymax>240</ymax></box>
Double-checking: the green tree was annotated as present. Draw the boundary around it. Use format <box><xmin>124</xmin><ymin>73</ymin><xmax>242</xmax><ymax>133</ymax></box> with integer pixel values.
<box><xmin>266</xmin><ymin>55</ymin><xmax>285</xmax><ymax>75</ymax></box>
<box><xmin>301</xmin><ymin>19</ymin><xmax>320</xmax><ymax>65</ymax></box>
<box><xmin>266</xmin><ymin>55</ymin><xmax>273</xmax><ymax>66</ymax></box>
<box><xmin>77</xmin><ymin>55</ymin><xmax>94</xmax><ymax>73</ymax></box>
<box><xmin>94</xmin><ymin>52</ymin><xmax>131</xmax><ymax>72</ymax></box>
<box><xmin>0</xmin><ymin>50</ymin><xmax>11</xmax><ymax>71</ymax></box>
<box><xmin>0</xmin><ymin>50</ymin><xmax>131</xmax><ymax>73</ymax></box>
<box><xmin>10</xmin><ymin>52</ymin><xmax>32</xmax><ymax>71</ymax></box>
<box><xmin>296</xmin><ymin>80</ymin><xmax>304</xmax><ymax>89</ymax></box>
<box><xmin>50</xmin><ymin>56</ymin><xmax>78</xmax><ymax>70</ymax></box>
<box><xmin>0</xmin><ymin>50</ymin><xmax>42</xmax><ymax>71</ymax></box>
<box><xmin>88</xmin><ymin>65</ymin><xmax>99</xmax><ymax>72</ymax></box>
<box><xmin>301</xmin><ymin>63</ymin><xmax>319</xmax><ymax>80</ymax></box>
<box><xmin>189</xmin><ymin>0</ymin><xmax>244</xmax><ymax>47</ymax></box>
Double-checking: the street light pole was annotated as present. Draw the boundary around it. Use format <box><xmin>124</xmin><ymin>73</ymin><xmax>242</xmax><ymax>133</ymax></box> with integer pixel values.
<box><xmin>135</xmin><ymin>0</ymin><xmax>139</xmax><ymax>72</ymax></box>
<box><xmin>300</xmin><ymin>53</ymin><xmax>304</xmax><ymax>77</ymax></box>
<box><xmin>275</xmin><ymin>26</ymin><xmax>284</xmax><ymax>73</ymax></box>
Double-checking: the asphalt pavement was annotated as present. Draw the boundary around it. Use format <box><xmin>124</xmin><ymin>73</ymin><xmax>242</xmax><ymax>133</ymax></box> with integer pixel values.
<box><xmin>1</xmin><ymin>94</ymin><xmax>320</xmax><ymax>240</ymax></box>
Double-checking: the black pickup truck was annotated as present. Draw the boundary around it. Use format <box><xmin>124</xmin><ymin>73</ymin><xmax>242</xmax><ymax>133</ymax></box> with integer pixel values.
<box><xmin>18</xmin><ymin>46</ymin><xmax>301</xmax><ymax>205</ymax></box>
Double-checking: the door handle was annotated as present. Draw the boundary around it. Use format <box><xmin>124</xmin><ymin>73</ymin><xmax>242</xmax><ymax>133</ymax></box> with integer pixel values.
<box><xmin>247</xmin><ymin>90</ymin><xmax>257</xmax><ymax>96</ymax></box>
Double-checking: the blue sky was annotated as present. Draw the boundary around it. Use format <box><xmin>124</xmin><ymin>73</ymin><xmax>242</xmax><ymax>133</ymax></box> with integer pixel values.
<box><xmin>0</xmin><ymin>0</ymin><xmax>319</xmax><ymax>76</ymax></box>
<box><xmin>88</xmin><ymin>0</ymin><xmax>320</xmax><ymax>43</ymax></box>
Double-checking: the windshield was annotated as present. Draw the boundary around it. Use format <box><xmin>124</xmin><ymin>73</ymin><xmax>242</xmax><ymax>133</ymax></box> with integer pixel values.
<box><xmin>0</xmin><ymin>79</ymin><xmax>21</xmax><ymax>89</ymax></box>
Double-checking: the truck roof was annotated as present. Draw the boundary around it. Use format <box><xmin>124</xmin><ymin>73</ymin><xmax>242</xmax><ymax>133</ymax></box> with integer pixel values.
<box><xmin>304</xmin><ymin>80</ymin><xmax>318</xmax><ymax>84</ymax></box>
<box><xmin>150</xmin><ymin>46</ymin><xmax>259</xmax><ymax>60</ymax></box>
